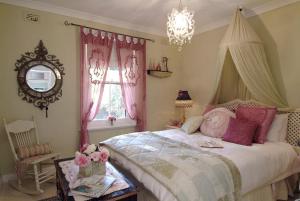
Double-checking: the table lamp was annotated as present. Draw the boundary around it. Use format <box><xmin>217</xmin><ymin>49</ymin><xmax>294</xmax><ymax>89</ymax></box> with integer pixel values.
<box><xmin>175</xmin><ymin>90</ymin><xmax>193</xmax><ymax>123</ymax></box>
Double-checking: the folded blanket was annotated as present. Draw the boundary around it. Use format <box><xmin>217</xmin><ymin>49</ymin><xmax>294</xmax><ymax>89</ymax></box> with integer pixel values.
<box><xmin>103</xmin><ymin>132</ymin><xmax>241</xmax><ymax>201</ymax></box>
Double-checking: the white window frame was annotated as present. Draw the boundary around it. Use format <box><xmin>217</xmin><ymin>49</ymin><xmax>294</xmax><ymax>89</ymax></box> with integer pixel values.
<box><xmin>87</xmin><ymin>79</ymin><xmax>136</xmax><ymax>131</ymax></box>
<box><xmin>88</xmin><ymin>118</ymin><xmax>136</xmax><ymax>131</ymax></box>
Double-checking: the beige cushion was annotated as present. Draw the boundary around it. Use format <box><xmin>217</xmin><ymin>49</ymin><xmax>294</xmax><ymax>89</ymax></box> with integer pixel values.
<box><xmin>17</xmin><ymin>143</ymin><xmax>53</xmax><ymax>160</ymax></box>
<box><xmin>181</xmin><ymin>116</ymin><xmax>204</xmax><ymax>134</ymax></box>
<box><xmin>267</xmin><ymin>114</ymin><xmax>289</xmax><ymax>142</ymax></box>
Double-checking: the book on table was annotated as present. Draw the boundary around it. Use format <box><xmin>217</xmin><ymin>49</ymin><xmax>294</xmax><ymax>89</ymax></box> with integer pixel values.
<box><xmin>198</xmin><ymin>140</ymin><xmax>224</xmax><ymax>148</ymax></box>
<box><xmin>71</xmin><ymin>175</ymin><xmax>116</xmax><ymax>198</ymax></box>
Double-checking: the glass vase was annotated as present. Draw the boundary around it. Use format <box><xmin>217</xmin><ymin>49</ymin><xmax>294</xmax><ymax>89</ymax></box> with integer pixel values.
<box><xmin>91</xmin><ymin>161</ymin><xmax>106</xmax><ymax>175</ymax></box>
<box><xmin>79</xmin><ymin>164</ymin><xmax>92</xmax><ymax>177</ymax></box>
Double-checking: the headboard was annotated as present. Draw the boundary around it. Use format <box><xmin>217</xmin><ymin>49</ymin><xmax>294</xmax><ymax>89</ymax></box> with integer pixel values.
<box><xmin>212</xmin><ymin>99</ymin><xmax>300</xmax><ymax>146</ymax></box>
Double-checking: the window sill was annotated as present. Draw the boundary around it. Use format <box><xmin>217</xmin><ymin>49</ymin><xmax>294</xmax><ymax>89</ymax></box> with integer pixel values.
<box><xmin>88</xmin><ymin>118</ymin><xmax>136</xmax><ymax>131</ymax></box>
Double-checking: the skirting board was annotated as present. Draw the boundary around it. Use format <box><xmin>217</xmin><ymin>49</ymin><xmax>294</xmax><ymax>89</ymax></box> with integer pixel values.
<box><xmin>1</xmin><ymin>174</ymin><xmax>16</xmax><ymax>183</ymax></box>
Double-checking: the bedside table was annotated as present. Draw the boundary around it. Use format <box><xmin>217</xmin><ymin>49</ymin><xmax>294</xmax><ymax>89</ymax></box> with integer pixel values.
<box><xmin>55</xmin><ymin>157</ymin><xmax>137</xmax><ymax>201</ymax></box>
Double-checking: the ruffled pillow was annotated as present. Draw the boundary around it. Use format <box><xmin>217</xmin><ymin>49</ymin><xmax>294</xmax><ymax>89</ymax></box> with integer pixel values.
<box><xmin>181</xmin><ymin>116</ymin><xmax>204</xmax><ymax>134</ymax></box>
<box><xmin>223</xmin><ymin>117</ymin><xmax>258</xmax><ymax>146</ymax></box>
<box><xmin>200</xmin><ymin>108</ymin><xmax>236</xmax><ymax>138</ymax></box>
<box><xmin>236</xmin><ymin>106</ymin><xmax>277</xmax><ymax>144</ymax></box>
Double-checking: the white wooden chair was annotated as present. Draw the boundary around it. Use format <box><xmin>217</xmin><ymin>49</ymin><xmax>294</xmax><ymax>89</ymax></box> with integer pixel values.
<box><xmin>3</xmin><ymin>117</ymin><xmax>60</xmax><ymax>194</ymax></box>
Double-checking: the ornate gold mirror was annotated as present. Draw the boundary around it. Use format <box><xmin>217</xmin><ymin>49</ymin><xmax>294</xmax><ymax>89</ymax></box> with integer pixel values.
<box><xmin>15</xmin><ymin>40</ymin><xmax>65</xmax><ymax>117</ymax></box>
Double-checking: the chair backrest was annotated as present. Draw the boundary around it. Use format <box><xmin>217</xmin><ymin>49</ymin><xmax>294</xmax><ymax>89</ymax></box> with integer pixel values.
<box><xmin>3</xmin><ymin>118</ymin><xmax>39</xmax><ymax>161</ymax></box>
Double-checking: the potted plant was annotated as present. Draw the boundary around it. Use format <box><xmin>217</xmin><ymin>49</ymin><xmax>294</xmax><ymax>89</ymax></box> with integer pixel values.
<box><xmin>74</xmin><ymin>144</ymin><xmax>110</xmax><ymax>177</ymax></box>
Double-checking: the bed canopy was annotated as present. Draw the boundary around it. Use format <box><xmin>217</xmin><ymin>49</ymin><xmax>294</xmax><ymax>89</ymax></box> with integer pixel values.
<box><xmin>210</xmin><ymin>8</ymin><xmax>288</xmax><ymax>108</ymax></box>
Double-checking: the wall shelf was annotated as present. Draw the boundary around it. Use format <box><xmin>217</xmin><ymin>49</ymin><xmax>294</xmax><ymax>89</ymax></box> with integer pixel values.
<box><xmin>147</xmin><ymin>70</ymin><xmax>173</xmax><ymax>78</ymax></box>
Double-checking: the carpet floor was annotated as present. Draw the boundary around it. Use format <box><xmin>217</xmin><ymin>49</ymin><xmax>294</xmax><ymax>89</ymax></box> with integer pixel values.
<box><xmin>38</xmin><ymin>196</ymin><xmax>61</xmax><ymax>201</ymax></box>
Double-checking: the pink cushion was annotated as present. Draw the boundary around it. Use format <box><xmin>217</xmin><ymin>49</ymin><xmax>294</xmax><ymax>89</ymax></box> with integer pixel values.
<box><xmin>200</xmin><ymin>108</ymin><xmax>236</xmax><ymax>138</ymax></box>
<box><xmin>223</xmin><ymin>118</ymin><xmax>258</xmax><ymax>146</ymax></box>
<box><xmin>236</xmin><ymin>106</ymin><xmax>277</xmax><ymax>144</ymax></box>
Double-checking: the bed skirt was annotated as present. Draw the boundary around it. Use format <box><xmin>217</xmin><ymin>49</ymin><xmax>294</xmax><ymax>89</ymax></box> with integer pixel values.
<box><xmin>136</xmin><ymin>174</ymin><xmax>299</xmax><ymax>201</ymax></box>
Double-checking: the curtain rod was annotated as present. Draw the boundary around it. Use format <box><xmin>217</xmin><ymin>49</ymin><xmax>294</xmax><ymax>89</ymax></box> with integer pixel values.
<box><xmin>64</xmin><ymin>21</ymin><xmax>155</xmax><ymax>43</ymax></box>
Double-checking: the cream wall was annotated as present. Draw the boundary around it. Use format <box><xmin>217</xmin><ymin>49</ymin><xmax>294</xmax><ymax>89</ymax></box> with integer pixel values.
<box><xmin>0</xmin><ymin>3</ymin><xmax>182</xmax><ymax>174</ymax></box>
<box><xmin>182</xmin><ymin>2</ymin><xmax>300</xmax><ymax>112</ymax></box>
<box><xmin>1</xmin><ymin>1</ymin><xmax>299</xmax><ymax>175</ymax></box>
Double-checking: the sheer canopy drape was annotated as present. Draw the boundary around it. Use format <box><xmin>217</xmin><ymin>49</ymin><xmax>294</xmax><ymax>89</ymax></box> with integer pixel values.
<box><xmin>116</xmin><ymin>36</ymin><xmax>147</xmax><ymax>131</ymax></box>
<box><xmin>80</xmin><ymin>27</ymin><xmax>114</xmax><ymax>148</ymax></box>
<box><xmin>210</xmin><ymin>9</ymin><xmax>288</xmax><ymax>108</ymax></box>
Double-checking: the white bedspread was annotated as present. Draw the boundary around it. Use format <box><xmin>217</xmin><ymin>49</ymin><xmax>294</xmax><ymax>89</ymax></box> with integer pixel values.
<box><xmin>154</xmin><ymin>129</ymin><xmax>298</xmax><ymax>194</ymax></box>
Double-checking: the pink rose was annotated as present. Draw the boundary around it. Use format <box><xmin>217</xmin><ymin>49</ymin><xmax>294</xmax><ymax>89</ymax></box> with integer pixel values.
<box><xmin>74</xmin><ymin>152</ymin><xmax>91</xmax><ymax>167</ymax></box>
<box><xmin>99</xmin><ymin>148</ymin><xmax>109</xmax><ymax>163</ymax></box>
<box><xmin>90</xmin><ymin>151</ymin><xmax>101</xmax><ymax>162</ymax></box>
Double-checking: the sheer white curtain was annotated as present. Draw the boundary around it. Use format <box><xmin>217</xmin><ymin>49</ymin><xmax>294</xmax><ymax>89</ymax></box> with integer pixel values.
<box><xmin>210</xmin><ymin>9</ymin><xmax>288</xmax><ymax>108</ymax></box>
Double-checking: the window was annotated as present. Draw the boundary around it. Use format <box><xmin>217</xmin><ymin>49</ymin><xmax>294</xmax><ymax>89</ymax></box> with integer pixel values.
<box><xmin>88</xmin><ymin>42</ymin><xmax>136</xmax><ymax>131</ymax></box>
<box><xmin>94</xmin><ymin>66</ymin><xmax>126</xmax><ymax>120</ymax></box>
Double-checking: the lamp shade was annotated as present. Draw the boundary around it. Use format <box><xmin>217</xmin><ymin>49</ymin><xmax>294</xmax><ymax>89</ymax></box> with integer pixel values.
<box><xmin>175</xmin><ymin>90</ymin><xmax>193</xmax><ymax>107</ymax></box>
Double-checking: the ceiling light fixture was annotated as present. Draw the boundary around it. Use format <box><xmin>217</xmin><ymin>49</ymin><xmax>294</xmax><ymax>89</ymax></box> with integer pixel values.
<box><xmin>167</xmin><ymin>0</ymin><xmax>195</xmax><ymax>51</ymax></box>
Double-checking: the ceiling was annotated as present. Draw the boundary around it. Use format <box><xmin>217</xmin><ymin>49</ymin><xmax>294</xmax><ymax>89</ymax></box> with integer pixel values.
<box><xmin>2</xmin><ymin>0</ymin><xmax>298</xmax><ymax>35</ymax></box>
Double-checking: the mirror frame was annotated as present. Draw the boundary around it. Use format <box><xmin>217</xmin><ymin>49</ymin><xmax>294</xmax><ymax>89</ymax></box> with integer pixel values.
<box><xmin>15</xmin><ymin>40</ymin><xmax>65</xmax><ymax>111</ymax></box>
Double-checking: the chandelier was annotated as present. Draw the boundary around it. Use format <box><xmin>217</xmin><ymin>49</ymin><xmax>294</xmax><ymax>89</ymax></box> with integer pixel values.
<box><xmin>167</xmin><ymin>0</ymin><xmax>195</xmax><ymax>51</ymax></box>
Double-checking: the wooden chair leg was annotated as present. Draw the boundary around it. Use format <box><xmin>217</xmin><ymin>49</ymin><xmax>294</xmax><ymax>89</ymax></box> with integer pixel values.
<box><xmin>33</xmin><ymin>164</ymin><xmax>43</xmax><ymax>193</ymax></box>
<box><xmin>17</xmin><ymin>176</ymin><xmax>22</xmax><ymax>186</ymax></box>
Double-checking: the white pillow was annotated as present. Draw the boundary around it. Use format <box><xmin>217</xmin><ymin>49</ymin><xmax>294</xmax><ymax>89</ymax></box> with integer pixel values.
<box><xmin>267</xmin><ymin>114</ymin><xmax>289</xmax><ymax>142</ymax></box>
<box><xmin>181</xmin><ymin>116</ymin><xmax>204</xmax><ymax>134</ymax></box>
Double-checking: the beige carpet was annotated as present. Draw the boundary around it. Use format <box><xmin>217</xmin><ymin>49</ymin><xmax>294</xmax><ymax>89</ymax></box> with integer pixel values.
<box><xmin>0</xmin><ymin>180</ymin><xmax>56</xmax><ymax>201</ymax></box>
<box><xmin>1</xmin><ymin>179</ymin><xmax>299</xmax><ymax>201</ymax></box>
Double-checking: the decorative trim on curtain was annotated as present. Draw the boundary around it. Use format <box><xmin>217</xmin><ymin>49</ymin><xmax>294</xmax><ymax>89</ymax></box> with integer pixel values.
<box><xmin>115</xmin><ymin>35</ymin><xmax>147</xmax><ymax>131</ymax></box>
<box><xmin>80</xmin><ymin>27</ymin><xmax>114</xmax><ymax>148</ymax></box>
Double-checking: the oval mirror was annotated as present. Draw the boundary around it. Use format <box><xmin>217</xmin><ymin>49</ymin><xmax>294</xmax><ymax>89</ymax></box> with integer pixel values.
<box><xmin>26</xmin><ymin>65</ymin><xmax>56</xmax><ymax>92</ymax></box>
<box><xmin>15</xmin><ymin>40</ymin><xmax>65</xmax><ymax>116</ymax></box>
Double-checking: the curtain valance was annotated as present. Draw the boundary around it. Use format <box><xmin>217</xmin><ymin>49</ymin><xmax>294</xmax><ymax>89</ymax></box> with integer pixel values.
<box><xmin>80</xmin><ymin>27</ymin><xmax>145</xmax><ymax>50</ymax></box>
<box><xmin>116</xmin><ymin>35</ymin><xmax>145</xmax><ymax>50</ymax></box>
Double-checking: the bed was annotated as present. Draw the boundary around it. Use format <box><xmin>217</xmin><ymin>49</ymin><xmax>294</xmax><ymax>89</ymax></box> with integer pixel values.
<box><xmin>102</xmin><ymin>99</ymin><xmax>300</xmax><ymax>201</ymax></box>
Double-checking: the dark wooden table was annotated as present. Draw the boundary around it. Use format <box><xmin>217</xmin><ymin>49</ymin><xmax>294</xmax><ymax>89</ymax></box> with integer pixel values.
<box><xmin>54</xmin><ymin>157</ymin><xmax>137</xmax><ymax>201</ymax></box>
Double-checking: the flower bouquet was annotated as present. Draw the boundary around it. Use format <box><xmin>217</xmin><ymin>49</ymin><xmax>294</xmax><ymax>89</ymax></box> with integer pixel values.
<box><xmin>75</xmin><ymin>144</ymin><xmax>109</xmax><ymax>177</ymax></box>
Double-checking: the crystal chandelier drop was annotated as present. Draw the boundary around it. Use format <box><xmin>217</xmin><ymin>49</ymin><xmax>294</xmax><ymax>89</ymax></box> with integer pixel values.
<box><xmin>167</xmin><ymin>0</ymin><xmax>195</xmax><ymax>51</ymax></box>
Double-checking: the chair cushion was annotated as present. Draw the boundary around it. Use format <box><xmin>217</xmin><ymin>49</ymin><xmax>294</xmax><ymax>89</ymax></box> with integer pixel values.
<box><xmin>200</xmin><ymin>108</ymin><xmax>236</xmax><ymax>138</ymax></box>
<box><xmin>17</xmin><ymin>143</ymin><xmax>53</xmax><ymax>160</ymax></box>
<box><xmin>223</xmin><ymin>117</ymin><xmax>258</xmax><ymax>146</ymax></box>
<box><xmin>236</xmin><ymin>106</ymin><xmax>277</xmax><ymax>144</ymax></box>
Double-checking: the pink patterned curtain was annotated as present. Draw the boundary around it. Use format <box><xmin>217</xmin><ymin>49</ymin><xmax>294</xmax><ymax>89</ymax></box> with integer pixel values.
<box><xmin>116</xmin><ymin>36</ymin><xmax>146</xmax><ymax>131</ymax></box>
<box><xmin>80</xmin><ymin>27</ymin><xmax>114</xmax><ymax>148</ymax></box>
